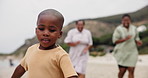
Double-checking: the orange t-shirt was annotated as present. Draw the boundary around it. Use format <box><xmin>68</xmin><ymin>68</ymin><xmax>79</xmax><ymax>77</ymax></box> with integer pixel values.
<box><xmin>21</xmin><ymin>44</ymin><xmax>77</xmax><ymax>78</ymax></box>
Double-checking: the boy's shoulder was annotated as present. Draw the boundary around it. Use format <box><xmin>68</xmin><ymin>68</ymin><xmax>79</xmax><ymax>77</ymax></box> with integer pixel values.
<box><xmin>27</xmin><ymin>43</ymin><xmax>39</xmax><ymax>50</ymax></box>
<box><xmin>24</xmin><ymin>43</ymin><xmax>39</xmax><ymax>56</ymax></box>
<box><xmin>53</xmin><ymin>45</ymin><xmax>70</xmax><ymax>61</ymax></box>
<box><xmin>26</xmin><ymin>44</ymin><xmax>68</xmax><ymax>57</ymax></box>
<box><xmin>28</xmin><ymin>44</ymin><xmax>67</xmax><ymax>54</ymax></box>
<box><xmin>56</xmin><ymin>45</ymin><xmax>68</xmax><ymax>55</ymax></box>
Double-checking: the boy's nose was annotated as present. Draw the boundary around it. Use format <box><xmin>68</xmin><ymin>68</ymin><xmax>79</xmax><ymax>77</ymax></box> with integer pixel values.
<box><xmin>43</xmin><ymin>30</ymin><xmax>50</xmax><ymax>37</ymax></box>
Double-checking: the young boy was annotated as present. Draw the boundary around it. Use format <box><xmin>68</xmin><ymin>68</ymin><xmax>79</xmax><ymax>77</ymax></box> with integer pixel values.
<box><xmin>11</xmin><ymin>9</ymin><xmax>78</xmax><ymax>78</ymax></box>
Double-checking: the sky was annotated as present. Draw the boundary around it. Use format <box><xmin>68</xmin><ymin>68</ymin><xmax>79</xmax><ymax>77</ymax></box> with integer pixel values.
<box><xmin>0</xmin><ymin>0</ymin><xmax>148</xmax><ymax>54</ymax></box>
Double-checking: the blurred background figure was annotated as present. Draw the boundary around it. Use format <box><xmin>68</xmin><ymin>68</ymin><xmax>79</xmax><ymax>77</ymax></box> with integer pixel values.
<box><xmin>64</xmin><ymin>20</ymin><xmax>93</xmax><ymax>78</ymax></box>
<box><xmin>112</xmin><ymin>14</ymin><xmax>142</xmax><ymax>78</ymax></box>
<box><xmin>9</xmin><ymin>59</ymin><xmax>14</xmax><ymax>67</ymax></box>
<box><xmin>7</xmin><ymin>56</ymin><xmax>14</xmax><ymax>67</ymax></box>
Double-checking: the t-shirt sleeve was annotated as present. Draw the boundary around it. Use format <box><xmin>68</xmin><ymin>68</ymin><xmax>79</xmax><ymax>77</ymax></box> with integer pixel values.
<box><xmin>112</xmin><ymin>28</ymin><xmax>121</xmax><ymax>44</ymax></box>
<box><xmin>20</xmin><ymin>56</ymin><xmax>28</xmax><ymax>71</ymax></box>
<box><xmin>59</xmin><ymin>54</ymin><xmax>78</xmax><ymax>77</ymax></box>
<box><xmin>64</xmin><ymin>30</ymin><xmax>73</xmax><ymax>43</ymax></box>
<box><xmin>20</xmin><ymin>47</ymin><xmax>31</xmax><ymax>71</ymax></box>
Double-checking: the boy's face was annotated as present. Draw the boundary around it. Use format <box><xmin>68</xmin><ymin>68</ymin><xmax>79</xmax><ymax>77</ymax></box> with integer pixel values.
<box><xmin>36</xmin><ymin>15</ymin><xmax>62</xmax><ymax>49</ymax></box>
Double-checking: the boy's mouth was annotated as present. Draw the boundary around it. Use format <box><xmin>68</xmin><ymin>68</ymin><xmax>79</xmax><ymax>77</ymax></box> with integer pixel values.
<box><xmin>41</xmin><ymin>39</ymin><xmax>50</xmax><ymax>43</ymax></box>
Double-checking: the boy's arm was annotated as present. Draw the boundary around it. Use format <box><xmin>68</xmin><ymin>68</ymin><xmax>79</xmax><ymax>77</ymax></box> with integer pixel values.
<box><xmin>11</xmin><ymin>64</ymin><xmax>26</xmax><ymax>78</ymax></box>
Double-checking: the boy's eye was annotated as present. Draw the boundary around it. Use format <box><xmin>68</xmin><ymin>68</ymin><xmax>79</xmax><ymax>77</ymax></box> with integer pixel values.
<box><xmin>49</xmin><ymin>29</ymin><xmax>56</xmax><ymax>32</ymax></box>
<box><xmin>38</xmin><ymin>28</ymin><xmax>44</xmax><ymax>31</ymax></box>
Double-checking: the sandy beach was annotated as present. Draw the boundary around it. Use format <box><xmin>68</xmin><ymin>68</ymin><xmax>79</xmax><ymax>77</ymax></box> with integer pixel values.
<box><xmin>0</xmin><ymin>53</ymin><xmax>148</xmax><ymax>78</ymax></box>
<box><xmin>86</xmin><ymin>53</ymin><xmax>148</xmax><ymax>78</ymax></box>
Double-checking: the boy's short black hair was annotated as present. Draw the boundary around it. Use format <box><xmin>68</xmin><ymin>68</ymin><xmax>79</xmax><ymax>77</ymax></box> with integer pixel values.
<box><xmin>37</xmin><ymin>9</ymin><xmax>64</xmax><ymax>30</ymax></box>
<box><xmin>122</xmin><ymin>14</ymin><xmax>131</xmax><ymax>20</ymax></box>
<box><xmin>75</xmin><ymin>20</ymin><xmax>85</xmax><ymax>25</ymax></box>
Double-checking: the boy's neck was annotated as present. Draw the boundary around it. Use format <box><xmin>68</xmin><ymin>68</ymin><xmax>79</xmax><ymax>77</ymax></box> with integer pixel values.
<box><xmin>39</xmin><ymin>44</ymin><xmax>57</xmax><ymax>50</ymax></box>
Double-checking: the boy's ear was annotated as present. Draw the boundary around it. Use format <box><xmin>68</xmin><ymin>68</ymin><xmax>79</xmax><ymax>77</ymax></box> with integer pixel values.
<box><xmin>58</xmin><ymin>31</ymin><xmax>63</xmax><ymax>38</ymax></box>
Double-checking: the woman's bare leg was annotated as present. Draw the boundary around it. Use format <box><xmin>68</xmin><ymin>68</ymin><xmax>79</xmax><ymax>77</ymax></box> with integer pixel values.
<box><xmin>118</xmin><ymin>67</ymin><xmax>127</xmax><ymax>78</ymax></box>
<box><xmin>127</xmin><ymin>67</ymin><xmax>135</xmax><ymax>78</ymax></box>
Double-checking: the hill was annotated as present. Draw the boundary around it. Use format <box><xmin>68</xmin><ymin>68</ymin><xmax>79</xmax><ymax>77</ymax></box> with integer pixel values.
<box><xmin>57</xmin><ymin>5</ymin><xmax>148</xmax><ymax>45</ymax></box>
<box><xmin>5</xmin><ymin>5</ymin><xmax>148</xmax><ymax>57</ymax></box>
<box><xmin>92</xmin><ymin>5</ymin><xmax>148</xmax><ymax>25</ymax></box>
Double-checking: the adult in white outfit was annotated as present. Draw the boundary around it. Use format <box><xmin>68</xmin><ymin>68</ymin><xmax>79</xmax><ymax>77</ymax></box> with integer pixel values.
<box><xmin>64</xmin><ymin>20</ymin><xmax>93</xmax><ymax>78</ymax></box>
